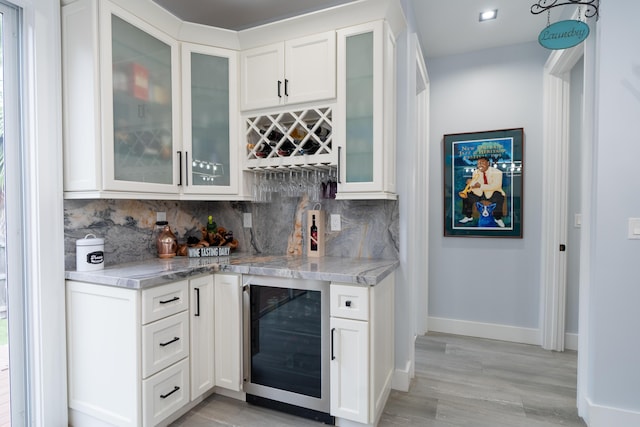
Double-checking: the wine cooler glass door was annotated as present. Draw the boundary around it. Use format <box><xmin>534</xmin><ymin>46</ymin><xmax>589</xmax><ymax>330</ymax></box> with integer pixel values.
<box><xmin>243</xmin><ymin>276</ymin><xmax>330</xmax><ymax>414</ymax></box>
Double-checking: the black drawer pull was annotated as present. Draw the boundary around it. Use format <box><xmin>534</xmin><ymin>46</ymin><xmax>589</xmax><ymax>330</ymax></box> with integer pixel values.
<box><xmin>159</xmin><ymin>296</ymin><xmax>179</xmax><ymax>304</ymax></box>
<box><xmin>345</xmin><ymin>300</ymin><xmax>352</xmax><ymax>307</ymax></box>
<box><xmin>160</xmin><ymin>386</ymin><xmax>180</xmax><ymax>399</ymax></box>
<box><xmin>159</xmin><ymin>336</ymin><xmax>180</xmax><ymax>347</ymax></box>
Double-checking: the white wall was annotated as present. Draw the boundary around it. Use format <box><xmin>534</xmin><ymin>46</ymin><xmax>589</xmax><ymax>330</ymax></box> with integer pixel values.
<box><xmin>579</xmin><ymin>2</ymin><xmax>640</xmax><ymax>424</ymax></box>
<box><xmin>566</xmin><ymin>58</ymin><xmax>584</xmax><ymax>335</ymax></box>
<box><xmin>427</xmin><ymin>42</ymin><xmax>549</xmax><ymax>336</ymax></box>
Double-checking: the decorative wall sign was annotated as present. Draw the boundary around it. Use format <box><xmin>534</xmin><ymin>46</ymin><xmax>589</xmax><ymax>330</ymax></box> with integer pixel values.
<box><xmin>538</xmin><ymin>19</ymin><xmax>590</xmax><ymax>49</ymax></box>
<box><xmin>443</xmin><ymin>128</ymin><xmax>524</xmax><ymax>238</ymax></box>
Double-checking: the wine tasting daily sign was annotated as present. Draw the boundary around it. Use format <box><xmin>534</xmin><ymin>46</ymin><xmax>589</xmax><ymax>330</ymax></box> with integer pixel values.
<box><xmin>443</xmin><ymin>128</ymin><xmax>523</xmax><ymax>238</ymax></box>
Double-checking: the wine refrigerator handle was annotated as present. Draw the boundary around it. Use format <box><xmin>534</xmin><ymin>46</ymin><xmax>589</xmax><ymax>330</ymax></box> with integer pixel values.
<box><xmin>337</xmin><ymin>146</ymin><xmax>342</xmax><ymax>184</ymax></box>
<box><xmin>177</xmin><ymin>151</ymin><xmax>182</xmax><ymax>186</ymax></box>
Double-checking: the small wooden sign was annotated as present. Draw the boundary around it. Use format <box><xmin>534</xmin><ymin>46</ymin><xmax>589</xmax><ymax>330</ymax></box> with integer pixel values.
<box><xmin>188</xmin><ymin>246</ymin><xmax>231</xmax><ymax>258</ymax></box>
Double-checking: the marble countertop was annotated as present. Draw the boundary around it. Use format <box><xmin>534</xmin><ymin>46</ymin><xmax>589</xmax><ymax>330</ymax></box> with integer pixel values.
<box><xmin>64</xmin><ymin>254</ymin><xmax>399</xmax><ymax>289</ymax></box>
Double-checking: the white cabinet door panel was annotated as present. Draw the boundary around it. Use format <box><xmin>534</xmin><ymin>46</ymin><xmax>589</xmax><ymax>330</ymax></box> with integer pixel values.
<box><xmin>330</xmin><ymin>317</ymin><xmax>369</xmax><ymax>423</ymax></box>
<box><xmin>189</xmin><ymin>275</ymin><xmax>215</xmax><ymax>399</ymax></box>
<box><xmin>285</xmin><ymin>31</ymin><xmax>336</xmax><ymax>105</ymax></box>
<box><xmin>214</xmin><ymin>273</ymin><xmax>243</xmax><ymax>391</ymax></box>
<box><xmin>240</xmin><ymin>43</ymin><xmax>284</xmax><ymax>110</ymax></box>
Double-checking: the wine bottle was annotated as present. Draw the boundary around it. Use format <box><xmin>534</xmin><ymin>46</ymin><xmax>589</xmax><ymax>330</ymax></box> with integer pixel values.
<box><xmin>207</xmin><ymin>215</ymin><xmax>217</xmax><ymax>234</ymax></box>
<box><xmin>310</xmin><ymin>215</ymin><xmax>318</xmax><ymax>251</ymax></box>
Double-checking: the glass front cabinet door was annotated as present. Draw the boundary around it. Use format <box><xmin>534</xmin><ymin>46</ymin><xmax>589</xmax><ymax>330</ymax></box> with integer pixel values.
<box><xmin>181</xmin><ymin>43</ymin><xmax>239</xmax><ymax>195</ymax></box>
<box><xmin>336</xmin><ymin>21</ymin><xmax>397</xmax><ymax>200</ymax></box>
<box><xmin>102</xmin><ymin>3</ymin><xmax>181</xmax><ymax>193</ymax></box>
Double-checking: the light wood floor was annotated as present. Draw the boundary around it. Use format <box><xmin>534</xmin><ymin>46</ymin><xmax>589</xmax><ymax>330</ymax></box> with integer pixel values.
<box><xmin>172</xmin><ymin>332</ymin><xmax>586</xmax><ymax>427</ymax></box>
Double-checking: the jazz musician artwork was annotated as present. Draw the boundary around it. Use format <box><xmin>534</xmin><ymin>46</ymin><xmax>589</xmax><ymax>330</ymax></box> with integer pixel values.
<box><xmin>444</xmin><ymin>129</ymin><xmax>523</xmax><ymax>237</ymax></box>
<box><xmin>458</xmin><ymin>157</ymin><xmax>506</xmax><ymax>228</ymax></box>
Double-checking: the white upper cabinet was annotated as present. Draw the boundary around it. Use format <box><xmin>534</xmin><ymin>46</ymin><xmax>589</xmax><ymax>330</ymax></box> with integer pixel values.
<box><xmin>181</xmin><ymin>43</ymin><xmax>240</xmax><ymax>195</ymax></box>
<box><xmin>62</xmin><ymin>0</ymin><xmax>181</xmax><ymax>197</ymax></box>
<box><xmin>62</xmin><ymin>0</ymin><xmax>245</xmax><ymax>200</ymax></box>
<box><xmin>335</xmin><ymin>21</ymin><xmax>397</xmax><ymax>200</ymax></box>
<box><xmin>105</xmin><ymin>6</ymin><xmax>181</xmax><ymax>194</ymax></box>
<box><xmin>240</xmin><ymin>31</ymin><xmax>336</xmax><ymax>111</ymax></box>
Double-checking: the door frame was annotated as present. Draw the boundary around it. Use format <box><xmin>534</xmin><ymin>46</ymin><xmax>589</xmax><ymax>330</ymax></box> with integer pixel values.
<box><xmin>413</xmin><ymin>34</ymin><xmax>429</xmax><ymax>337</ymax></box>
<box><xmin>540</xmin><ymin>40</ymin><xmax>584</xmax><ymax>351</ymax></box>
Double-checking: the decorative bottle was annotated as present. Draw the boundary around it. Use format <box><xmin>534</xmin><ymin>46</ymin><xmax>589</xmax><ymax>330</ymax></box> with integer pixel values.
<box><xmin>207</xmin><ymin>215</ymin><xmax>217</xmax><ymax>234</ymax></box>
<box><xmin>310</xmin><ymin>215</ymin><xmax>318</xmax><ymax>251</ymax></box>
<box><xmin>156</xmin><ymin>224</ymin><xmax>177</xmax><ymax>258</ymax></box>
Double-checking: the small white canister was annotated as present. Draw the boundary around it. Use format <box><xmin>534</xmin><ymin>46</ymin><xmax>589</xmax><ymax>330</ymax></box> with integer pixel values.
<box><xmin>76</xmin><ymin>233</ymin><xmax>105</xmax><ymax>271</ymax></box>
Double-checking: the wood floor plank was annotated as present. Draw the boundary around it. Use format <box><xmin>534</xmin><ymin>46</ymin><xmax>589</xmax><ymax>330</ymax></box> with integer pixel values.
<box><xmin>171</xmin><ymin>333</ymin><xmax>586</xmax><ymax>427</ymax></box>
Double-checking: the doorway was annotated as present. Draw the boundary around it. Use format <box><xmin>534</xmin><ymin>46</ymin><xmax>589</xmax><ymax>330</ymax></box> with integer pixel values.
<box><xmin>540</xmin><ymin>40</ymin><xmax>585</xmax><ymax>351</ymax></box>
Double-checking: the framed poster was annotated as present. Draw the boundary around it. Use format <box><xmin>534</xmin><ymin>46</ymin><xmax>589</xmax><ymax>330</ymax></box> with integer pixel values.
<box><xmin>443</xmin><ymin>128</ymin><xmax>523</xmax><ymax>238</ymax></box>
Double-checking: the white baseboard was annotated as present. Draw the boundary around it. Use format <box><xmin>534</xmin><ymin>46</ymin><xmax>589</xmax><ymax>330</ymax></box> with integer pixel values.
<box><xmin>428</xmin><ymin>317</ymin><xmax>580</xmax><ymax>350</ymax></box>
<box><xmin>428</xmin><ymin>316</ymin><xmax>541</xmax><ymax>345</ymax></box>
<box><xmin>391</xmin><ymin>359</ymin><xmax>412</xmax><ymax>392</ymax></box>
<box><xmin>585</xmin><ymin>397</ymin><xmax>640</xmax><ymax>427</ymax></box>
<box><xmin>565</xmin><ymin>332</ymin><xmax>578</xmax><ymax>351</ymax></box>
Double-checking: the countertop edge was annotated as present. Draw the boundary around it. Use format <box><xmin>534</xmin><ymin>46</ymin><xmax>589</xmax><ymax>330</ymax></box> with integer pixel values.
<box><xmin>65</xmin><ymin>256</ymin><xmax>399</xmax><ymax>289</ymax></box>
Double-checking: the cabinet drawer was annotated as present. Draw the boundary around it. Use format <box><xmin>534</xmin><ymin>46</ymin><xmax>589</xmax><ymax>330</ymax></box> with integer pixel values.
<box><xmin>142</xmin><ymin>280</ymin><xmax>189</xmax><ymax>324</ymax></box>
<box><xmin>142</xmin><ymin>357</ymin><xmax>189</xmax><ymax>427</ymax></box>
<box><xmin>142</xmin><ymin>311</ymin><xmax>189</xmax><ymax>378</ymax></box>
<box><xmin>330</xmin><ymin>284</ymin><xmax>369</xmax><ymax>321</ymax></box>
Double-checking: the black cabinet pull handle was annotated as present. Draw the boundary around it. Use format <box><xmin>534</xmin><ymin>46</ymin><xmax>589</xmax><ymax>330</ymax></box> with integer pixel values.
<box><xmin>284</xmin><ymin>79</ymin><xmax>289</xmax><ymax>97</ymax></box>
<box><xmin>331</xmin><ymin>327</ymin><xmax>336</xmax><ymax>360</ymax></box>
<box><xmin>277</xmin><ymin>80</ymin><xmax>282</xmax><ymax>98</ymax></box>
<box><xmin>159</xmin><ymin>296</ymin><xmax>179</xmax><ymax>304</ymax></box>
<box><xmin>159</xmin><ymin>336</ymin><xmax>180</xmax><ymax>347</ymax></box>
<box><xmin>345</xmin><ymin>300</ymin><xmax>352</xmax><ymax>307</ymax></box>
<box><xmin>160</xmin><ymin>386</ymin><xmax>180</xmax><ymax>399</ymax></box>
<box><xmin>177</xmin><ymin>151</ymin><xmax>183</xmax><ymax>186</ymax></box>
<box><xmin>194</xmin><ymin>288</ymin><xmax>200</xmax><ymax>317</ymax></box>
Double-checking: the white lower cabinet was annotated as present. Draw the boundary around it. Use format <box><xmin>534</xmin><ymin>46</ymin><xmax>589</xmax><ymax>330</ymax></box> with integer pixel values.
<box><xmin>142</xmin><ymin>358</ymin><xmax>190</xmax><ymax>426</ymax></box>
<box><xmin>189</xmin><ymin>275</ymin><xmax>215</xmax><ymax>400</ymax></box>
<box><xmin>67</xmin><ymin>279</ymin><xmax>193</xmax><ymax>426</ymax></box>
<box><xmin>330</xmin><ymin>316</ymin><xmax>370</xmax><ymax>423</ymax></box>
<box><xmin>330</xmin><ymin>274</ymin><xmax>395</xmax><ymax>427</ymax></box>
<box><xmin>213</xmin><ymin>273</ymin><xmax>243</xmax><ymax>391</ymax></box>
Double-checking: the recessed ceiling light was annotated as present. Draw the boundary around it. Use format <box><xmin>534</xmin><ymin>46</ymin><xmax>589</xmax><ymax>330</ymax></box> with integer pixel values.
<box><xmin>479</xmin><ymin>9</ymin><xmax>498</xmax><ymax>22</ymax></box>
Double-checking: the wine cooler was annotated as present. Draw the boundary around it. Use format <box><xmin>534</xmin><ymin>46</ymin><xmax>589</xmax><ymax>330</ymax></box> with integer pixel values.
<box><xmin>243</xmin><ymin>275</ymin><xmax>333</xmax><ymax>424</ymax></box>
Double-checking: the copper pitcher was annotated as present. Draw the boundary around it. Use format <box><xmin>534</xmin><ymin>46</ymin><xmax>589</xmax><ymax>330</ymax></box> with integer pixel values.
<box><xmin>156</xmin><ymin>224</ymin><xmax>177</xmax><ymax>258</ymax></box>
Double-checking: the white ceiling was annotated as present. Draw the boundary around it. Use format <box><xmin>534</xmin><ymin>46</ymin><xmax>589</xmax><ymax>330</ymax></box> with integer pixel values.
<box><xmin>152</xmin><ymin>0</ymin><xmax>358</xmax><ymax>31</ymax></box>
<box><xmin>152</xmin><ymin>0</ymin><xmax>570</xmax><ymax>58</ymax></box>
<box><xmin>411</xmin><ymin>0</ymin><xmax>551</xmax><ymax>58</ymax></box>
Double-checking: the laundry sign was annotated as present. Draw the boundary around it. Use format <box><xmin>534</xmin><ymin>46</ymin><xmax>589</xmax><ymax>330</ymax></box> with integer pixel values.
<box><xmin>538</xmin><ymin>20</ymin><xmax>590</xmax><ymax>49</ymax></box>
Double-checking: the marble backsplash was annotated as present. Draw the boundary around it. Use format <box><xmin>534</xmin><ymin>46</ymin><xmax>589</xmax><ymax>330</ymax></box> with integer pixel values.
<box><xmin>64</xmin><ymin>195</ymin><xmax>399</xmax><ymax>270</ymax></box>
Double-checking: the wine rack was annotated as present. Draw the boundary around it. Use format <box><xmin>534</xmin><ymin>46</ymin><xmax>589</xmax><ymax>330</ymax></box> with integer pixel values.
<box><xmin>244</xmin><ymin>106</ymin><xmax>335</xmax><ymax>170</ymax></box>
